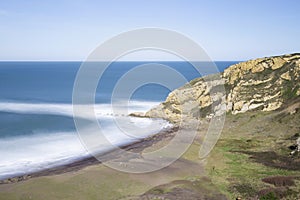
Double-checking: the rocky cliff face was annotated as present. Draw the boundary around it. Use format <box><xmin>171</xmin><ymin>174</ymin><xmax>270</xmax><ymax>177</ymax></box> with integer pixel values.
<box><xmin>143</xmin><ymin>53</ymin><xmax>300</xmax><ymax>123</ymax></box>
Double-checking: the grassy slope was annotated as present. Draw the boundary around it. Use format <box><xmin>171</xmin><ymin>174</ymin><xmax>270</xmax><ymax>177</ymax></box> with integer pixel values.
<box><xmin>139</xmin><ymin>102</ymin><xmax>300</xmax><ymax>199</ymax></box>
<box><xmin>206</xmin><ymin>104</ymin><xmax>300</xmax><ymax>199</ymax></box>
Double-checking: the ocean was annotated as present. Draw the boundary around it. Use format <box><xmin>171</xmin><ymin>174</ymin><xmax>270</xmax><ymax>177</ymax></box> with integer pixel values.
<box><xmin>0</xmin><ymin>61</ymin><xmax>237</xmax><ymax>179</ymax></box>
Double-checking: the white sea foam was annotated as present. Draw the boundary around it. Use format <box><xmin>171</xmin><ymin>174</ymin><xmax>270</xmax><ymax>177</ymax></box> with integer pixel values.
<box><xmin>0</xmin><ymin>102</ymin><xmax>74</xmax><ymax>117</ymax></box>
<box><xmin>0</xmin><ymin>100</ymin><xmax>171</xmax><ymax>180</ymax></box>
<box><xmin>0</xmin><ymin>100</ymin><xmax>159</xmax><ymax>118</ymax></box>
<box><xmin>0</xmin><ymin>131</ymin><xmax>87</xmax><ymax>179</ymax></box>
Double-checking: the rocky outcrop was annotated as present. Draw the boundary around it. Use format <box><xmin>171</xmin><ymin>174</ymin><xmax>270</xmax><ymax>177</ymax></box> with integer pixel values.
<box><xmin>289</xmin><ymin>137</ymin><xmax>300</xmax><ymax>156</ymax></box>
<box><xmin>143</xmin><ymin>53</ymin><xmax>300</xmax><ymax>123</ymax></box>
<box><xmin>223</xmin><ymin>53</ymin><xmax>300</xmax><ymax>114</ymax></box>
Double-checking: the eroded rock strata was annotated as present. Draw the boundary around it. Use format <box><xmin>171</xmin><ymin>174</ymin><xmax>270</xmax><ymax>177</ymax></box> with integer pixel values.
<box><xmin>142</xmin><ymin>53</ymin><xmax>300</xmax><ymax>123</ymax></box>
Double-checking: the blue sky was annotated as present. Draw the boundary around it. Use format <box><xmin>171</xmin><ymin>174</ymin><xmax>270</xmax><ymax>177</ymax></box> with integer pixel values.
<box><xmin>0</xmin><ymin>0</ymin><xmax>299</xmax><ymax>61</ymax></box>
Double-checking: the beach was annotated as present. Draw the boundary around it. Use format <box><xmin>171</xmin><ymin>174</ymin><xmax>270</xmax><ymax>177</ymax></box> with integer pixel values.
<box><xmin>0</xmin><ymin>120</ymin><xmax>227</xmax><ymax>200</ymax></box>
<box><xmin>0</xmin><ymin>126</ymin><xmax>179</xmax><ymax>184</ymax></box>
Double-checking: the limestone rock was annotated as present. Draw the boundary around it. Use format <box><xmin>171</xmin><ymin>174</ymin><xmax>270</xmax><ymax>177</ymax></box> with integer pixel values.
<box><xmin>251</xmin><ymin>64</ymin><xmax>264</xmax><ymax>73</ymax></box>
<box><xmin>142</xmin><ymin>53</ymin><xmax>300</xmax><ymax>122</ymax></box>
<box><xmin>281</xmin><ymin>71</ymin><xmax>291</xmax><ymax>81</ymax></box>
<box><xmin>263</xmin><ymin>101</ymin><xmax>283</xmax><ymax>111</ymax></box>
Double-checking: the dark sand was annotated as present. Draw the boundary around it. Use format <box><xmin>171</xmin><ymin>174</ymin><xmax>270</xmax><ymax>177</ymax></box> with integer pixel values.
<box><xmin>0</xmin><ymin>126</ymin><xmax>179</xmax><ymax>184</ymax></box>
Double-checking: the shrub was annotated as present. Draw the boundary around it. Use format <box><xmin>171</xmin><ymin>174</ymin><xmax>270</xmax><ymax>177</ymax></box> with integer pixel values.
<box><xmin>260</xmin><ymin>191</ymin><xmax>278</xmax><ymax>200</ymax></box>
<box><xmin>262</xmin><ymin>176</ymin><xmax>295</xmax><ymax>187</ymax></box>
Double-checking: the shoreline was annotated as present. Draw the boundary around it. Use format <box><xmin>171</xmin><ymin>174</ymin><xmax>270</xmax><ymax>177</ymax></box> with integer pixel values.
<box><xmin>0</xmin><ymin>125</ymin><xmax>179</xmax><ymax>184</ymax></box>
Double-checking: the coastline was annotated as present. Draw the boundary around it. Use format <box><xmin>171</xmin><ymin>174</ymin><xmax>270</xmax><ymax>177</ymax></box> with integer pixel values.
<box><xmin>0</xmin><ymin>116</ymin><xmax>227</xmax><ymax>200</ymax></box>
<box><xmin>0</xmin><ymin>125</ymin><xmax>179</xmax><ymax>184</ymax></box>
<box><xmin>3</xmin><ymin>54</ymin><xmax>299</xmax><ymax>199</ymax></box>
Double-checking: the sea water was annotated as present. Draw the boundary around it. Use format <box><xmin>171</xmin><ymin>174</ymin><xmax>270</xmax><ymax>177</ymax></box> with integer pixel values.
<box><xmin>0</xmin><ymin>61</ymin><xmax>237</xmax><ymax>179</ymax></box>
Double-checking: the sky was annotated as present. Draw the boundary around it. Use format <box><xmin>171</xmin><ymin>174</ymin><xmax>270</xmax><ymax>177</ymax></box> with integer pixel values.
<box><xmin>0</xmin><ymin>0</ymin><xmax>299</xmax><ymax>61</ymax></box>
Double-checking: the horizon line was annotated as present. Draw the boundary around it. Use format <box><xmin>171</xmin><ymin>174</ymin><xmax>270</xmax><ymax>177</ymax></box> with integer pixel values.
<box><xmin>0</xmin><ymin>60</ymin><xmax>242</xmax><ymax>62</ymax></box>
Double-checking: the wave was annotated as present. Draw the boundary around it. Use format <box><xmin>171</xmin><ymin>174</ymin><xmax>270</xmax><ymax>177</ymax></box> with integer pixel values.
<box><xmin>0</xmin><ymin>100</ymin><xmax>171</xmax><ymax>180</ymax></box>
<box><xmin>0</xmin><ymin>100</ymin><xmax>160</xmax><ymax>118</ymax></box>
<box><xmin>0</xmin><ymin>102</ymin><xmax>74</xmax><ymax>117</ymax></box>
<box><xmin>0</xmin><ymin>131</ymin><xmax>87</xmax><ymax>179</ymax></box>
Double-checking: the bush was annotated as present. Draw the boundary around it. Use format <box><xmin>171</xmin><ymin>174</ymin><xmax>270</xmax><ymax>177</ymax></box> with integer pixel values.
<box><xmin>258</xmin><ymin>188</ymin><xmax>287</xmax><ymax>199</ymax></box>
<box><xmin>260</xmin><ymin>191</ymin><xmax>278</xmax><ymax>200</ymax></box>
<box><xmin>262</xmin><ymin>176</ymin><xmax>295</xmax><ymax>187</ymax></box>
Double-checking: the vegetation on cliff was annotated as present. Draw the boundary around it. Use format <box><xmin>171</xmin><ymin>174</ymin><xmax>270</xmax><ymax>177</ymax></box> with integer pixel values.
<box><xmin>142</xmin><ymin>53</ymin><xmax>300</xmax><ymax>199</ymax></box>
<box><xmin>145</xmin><ymin>53</ymin><xmax>300</xmax><ymax>123</ymax></box>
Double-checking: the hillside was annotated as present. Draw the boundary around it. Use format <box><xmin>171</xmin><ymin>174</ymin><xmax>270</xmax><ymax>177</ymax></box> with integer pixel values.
<box><xmin>132</xmin><ymin>53</ymin><xmax>300</xmax><ymax>199</ymax></box>
<box><xmin>143</xmin><ymin>53</ymin><xmax>300</xmax><ymax>123</ymax></box>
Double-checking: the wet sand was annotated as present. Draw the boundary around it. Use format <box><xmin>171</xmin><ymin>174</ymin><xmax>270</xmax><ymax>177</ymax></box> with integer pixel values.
<box><xmin>0</xmin><ymin>126</ymin><xmax>179</xmax><ymax>184</ymax></box>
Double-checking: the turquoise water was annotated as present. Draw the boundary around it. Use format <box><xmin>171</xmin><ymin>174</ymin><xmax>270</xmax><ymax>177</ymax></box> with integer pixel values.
<box><xmin>0</xmin><ymin>61</ymin><xmax>237</xmax><ymax>179</ymax></box>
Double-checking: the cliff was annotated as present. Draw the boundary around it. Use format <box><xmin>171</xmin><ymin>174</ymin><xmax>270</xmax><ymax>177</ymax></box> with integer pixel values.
<box><xmin>142</xmin><ymin>53</ymin><xmax>300</xmax><ymax>123</ymax></box>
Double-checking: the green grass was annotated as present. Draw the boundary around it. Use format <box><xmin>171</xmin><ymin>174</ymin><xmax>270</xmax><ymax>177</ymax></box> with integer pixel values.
<box><xmin>282</xmin><ymin>80</ymin><xmax>299</xmax><ymax>100</ymax></box>
<box><xmin>207</xmin><ymin>141</ymin><xmax>299</xmax><ymax>198</ymax></box>
<box><xmin>205</xmin><ymin>109</ymin><xmax>300</xmax><ymax>199</ymax></box>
